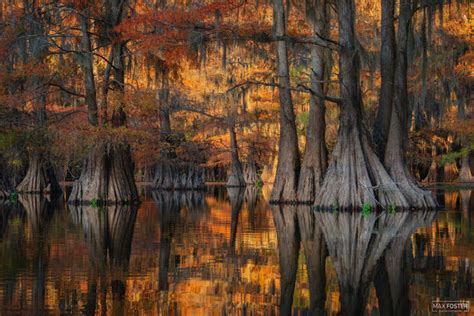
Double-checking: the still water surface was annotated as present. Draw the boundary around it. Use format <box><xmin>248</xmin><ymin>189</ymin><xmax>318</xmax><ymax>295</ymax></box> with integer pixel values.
<box><xmin>0</xmin><ymin>186</ymin><xmax>472</xmax><ymax>315</ymax></box>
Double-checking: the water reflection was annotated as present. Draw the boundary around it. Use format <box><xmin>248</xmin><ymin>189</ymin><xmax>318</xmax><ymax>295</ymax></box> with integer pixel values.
<box><xmin>0</xmin><ymin>188</ymin><xmax>471</xmax><ymax>315</ymax></box>
<box><xmin>271</xmin><ymin>205</ymin><xmax>300</xmax><ymax>315</ymax></box>
<box><xmin>297</xmin><ymin>206</ymin><xmax>327</xmax><ymax>316</ymax></box>
<box><xmin>69</xmin><ymin>204</ymin><xmax>137</xmax><ymax>315</ymax></box>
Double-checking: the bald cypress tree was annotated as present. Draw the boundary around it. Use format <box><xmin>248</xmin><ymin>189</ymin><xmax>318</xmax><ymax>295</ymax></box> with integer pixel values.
<box><xmin>315</xmin><ymin>0</ymin><xmax>408</xmax><ymax>209</ymax></box>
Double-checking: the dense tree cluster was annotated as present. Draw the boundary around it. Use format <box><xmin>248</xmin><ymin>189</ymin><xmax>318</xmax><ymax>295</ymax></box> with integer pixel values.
<box><xmin>0</xmin><ymin>0</ymin><xmax>472</xmax><ymax>207</ymax></box>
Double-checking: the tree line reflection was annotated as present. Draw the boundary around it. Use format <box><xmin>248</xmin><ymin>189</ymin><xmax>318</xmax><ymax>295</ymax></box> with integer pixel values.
<box><xmin>0</xmin><ymin>189</ymin><xmax>472</xmax><ymax>315</ymax></box>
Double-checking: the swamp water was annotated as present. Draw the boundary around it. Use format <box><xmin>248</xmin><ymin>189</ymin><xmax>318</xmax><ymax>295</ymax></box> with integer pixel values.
<box><xmin>0</xmin><ymin>186</ymin><xmax>472</xmax><ymax>315</ymax></box>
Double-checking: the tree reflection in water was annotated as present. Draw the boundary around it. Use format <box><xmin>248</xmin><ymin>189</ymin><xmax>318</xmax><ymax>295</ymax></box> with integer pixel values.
<box><xmin>69</xmin><ymin>203</ymin><xmax>137</xmax><ymax>315</ymax></box>
<box><xmin>297</xmin><ymin>206</ymin><xmax>327</xmax><ymax>316</ymax></box>
<box><xmin>273</xmin><ymin>205</ymin><xmax>437</xmax><ymax>315</ymax></box>
<box><xmin>270</xmin><ymin>205</ymin><xmax>301</xmax><ymax>316</ymax></box>
<box><xmin>19</xmin><ymin>195</ymin><xmax>57</xmax><ymax>314</ymax></box>
<box><xmin>1</xmin><ymin>188</ymin><xmax>471</xmax><ymax>315</ymax></box>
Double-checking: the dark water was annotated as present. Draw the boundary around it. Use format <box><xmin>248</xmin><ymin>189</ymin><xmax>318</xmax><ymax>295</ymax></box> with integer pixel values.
<box><xmin>0</xmin><ymin>186</ymin><xmax>472</xmax><ymax>315</ymax></box>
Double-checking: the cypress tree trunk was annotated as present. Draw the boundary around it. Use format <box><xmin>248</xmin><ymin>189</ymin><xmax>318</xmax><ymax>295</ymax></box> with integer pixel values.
<box><xmin>243</xmin><ymin>157</ymin><xmax>260</xmax><ymax>185</ymax></box>
<box><xmin>270</xmin><ymin>0</ymin><xmax>301</xmax><ymax>203</ymax></box>
<box><xmin>298</xmin><ymin>0</ymin><xmax>330</xmax><ymax>203</ymax></box>
<box><xmin>373</xmin><ymin>0</ymin><xmax>396</xmax><ymax>159</ymax></box>
<box><xmin>457</xmin><ymin>153</ymin><xmax>474</xmax><ymax>182</ymax></box>
<box><xmin>226</xmin><ymin>124</ymin><xmax>245</xmax><ymax>187</ymax></box>
<box><xmin>315</xmin><ymin>0</ymin><xmax>408</xmax><ymax>209</ymax></box>
<box><xmin>71</xmin><ymin>1</ymin><xmax>138</xmax><ymax>203</ymax></box>
<box><xmin>69</xmin><ymin>142</ymin><xmax>138</xmax><ymax>205</ymax></box>
<box><xmin>17</xmin><ymin>152</ymin><xmax>61</xmax><ymax>194</ymax></box>
<box><xmin>384</xmin><ymin>0</ymin><xmax>436</xmax><ymax>208</ymax></box>
<box><xmin>79</xmin><ymin>9</ymin><xmax>98</xmax><ymax>126</ymax></box>
<box><xmin>17</xmin><ymin>4</ymin><xmax>61</xmax><ymax>195</ymax></box>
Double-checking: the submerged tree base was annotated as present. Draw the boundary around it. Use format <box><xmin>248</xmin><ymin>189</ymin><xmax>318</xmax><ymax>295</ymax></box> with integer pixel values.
<box><xmin>153</xmin><ymin>163</ymin><xmax>205</xmax><ymax>190</ymax></box>
<box><xmin>68</xmin><ymin>143</ymin><xmax>139</xmax><ymax>205</ymax></box>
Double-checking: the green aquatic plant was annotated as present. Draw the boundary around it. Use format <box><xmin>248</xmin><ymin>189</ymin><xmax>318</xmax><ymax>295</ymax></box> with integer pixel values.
<box><xmin>90</xmin><ymin>198</ymin><xmax>98</xmax><ymax>208</ymax></box>
<box><xmin>362</xmin><ymin>203</ymin><xmax>371</xmax><ymax>218</ymax></box>
<box><xmin>8</xmin><ymin>192</ymin><xmax>17</xmax><ymax>203</ymax></box>
<box><xmin>388</xmin><ymin>203</ymin><xmax>396</xmax><ymax>214</ymax></box>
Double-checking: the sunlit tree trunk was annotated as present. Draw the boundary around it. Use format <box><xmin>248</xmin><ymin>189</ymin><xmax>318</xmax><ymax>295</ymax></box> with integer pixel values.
<box><xmin>270</xmin><ymin>0</ymin><xmax>301</xmax><ymax>203</ymax></box>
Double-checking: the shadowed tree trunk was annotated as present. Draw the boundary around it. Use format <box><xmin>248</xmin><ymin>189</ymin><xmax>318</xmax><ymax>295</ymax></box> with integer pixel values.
<box><xmin>422</xmin><ymin>146</ymin><xmax>439</xmax><ymax>183</ymax></box>
<box><xmin>243</xmin><ymin>157</ymin><xmax>260</xmax><ymax>185</ymax></box>
<box><xmin>384</xmin><ymin>0</ymin><xmax>437</xmax><ymax>208</ymax></box>
<box><xmin>69</xmin><ymin>143</ymin><xmax>138</xmax><ymax>205</ymax></box>
<box><xmin>226</xmin><ymin>118</ymin><xmax>245</xmax><ymax>187</ymax></box>
<box><xmin>17</xmin><ymin>152</ymin><xmax>61</xmax><ymax>194</ymax></box>
<box><xmin>17</xmin><ymin>3</ymin><xmax>61</xmax><ymax>195</ymax></box>
<box><xmin>315</xmin><ymin>0</ymin><xmax>408</xmax><ymax>209</ymax></box>
<box><xmin>457</xmin><ymin>152</ymin><xmax>474</xmax><ymax>182</ymax></box>
<box><xmin>373</xmin><ymin>0</ymin><xmax>396</xmax><ymax>159</ymax></box>
<box><xmin>298</xmin><ymin>0</ymin><xmax>330</xmax><ymax>203</ymax></box>
<box><xmin>78</xmin><ymin>9</ymin><xmax>98</xmax><ymax>126</ymax></box>
<box><xmin>153</xmin><ymin>72</ymin><xmax>206</xmax><ymax>190</ymax></box>
<box><xmin>297</xmin><ymin>206</ymin><xmax>327</xmax><ymax>315</ymax></box>
<box><xmin>271</xmin><ymin>205</ymin><xmax>301</xmax><ymax>314</ymax></box>
<box><xmin>270</xmin><ymin>0</ymin><xmax>301</xmax><ymax>203</ymax></box>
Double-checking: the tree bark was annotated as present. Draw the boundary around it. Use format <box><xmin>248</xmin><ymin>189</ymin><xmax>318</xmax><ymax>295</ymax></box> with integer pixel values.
<box><xmin>384</xmin><ymin>0</ymin><xmax>436</xmax><ymax>209</ymax></box>
<box><xmin>16</xmin><ymin>152</ymin><xmax>61</xmax><ymax>194</ymax></box>
<box><xmin>298</xmin><ymin>0</ymin><xmax>330</xmax><ymax>203</ymax></box>
<box><xmin>457</xmin><ymin>153</ymin><xmax>474</xmax><ymax>182</ymax></box>
<box><xmin>315</xmin><ymin>0</ymin><xmax>408</xmax><ymax>209</ymax></box>
<box><xmin>226</xmin><ymin>125</ymin><xmax>245</xmax><ymax>187</ymax></box>
<box><xmin>69</xmin><ymin>143</ymin><xmax>139</xmax><ymax>205</ymax></box>
<box><xmin>79</xmin><ymin>9</ymin><xmax>98</xmax><ymax>126</ymax></box>
<box><xmin>270</xmin><ymin>0</ymin><xmax>301</xmax><ymax>203</ymax></box>
<box><xmin>373</xmin><ymin>0</ymin><xmax>396</xmax><ymax>159</ymax></box>
<box><xmin>243</xmin><ymin>158</ymin><xmax>260</xmax><ymax>185</ymax></box>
